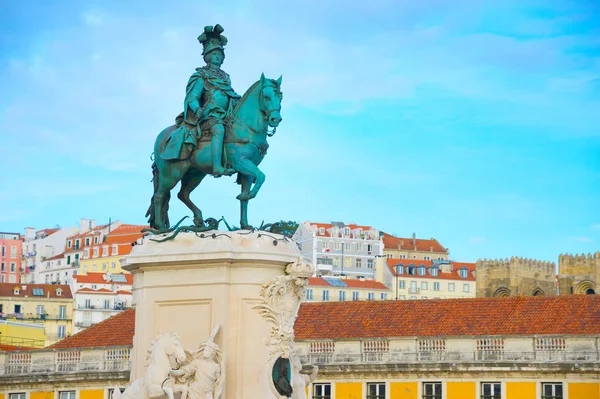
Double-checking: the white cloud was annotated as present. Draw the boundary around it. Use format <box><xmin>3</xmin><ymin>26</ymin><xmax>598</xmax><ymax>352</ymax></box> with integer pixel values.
<box><xmin>469</xmin><ymin>237</ymin><xmax>486</xmax><ymax>244</ymax></box>
<box><xmin>569</xmin><ymin>236</ymin><xmax>594</xmax><ymax>243</ymax></box>
<box><xmin>82</xmin><ymin>11</ymin><xmax>103</xmax><ymax>27</ymax></box>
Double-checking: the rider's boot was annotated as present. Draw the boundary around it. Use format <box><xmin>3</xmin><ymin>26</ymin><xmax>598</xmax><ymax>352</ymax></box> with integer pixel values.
<box><xmin>212</xmin><ymin>126</ymin><xmax>235</xmax><ymax>177</ymax></box>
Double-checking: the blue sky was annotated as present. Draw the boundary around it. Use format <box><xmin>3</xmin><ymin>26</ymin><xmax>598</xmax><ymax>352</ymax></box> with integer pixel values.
<box><xmin>0</xmin><ymin>0</ymin><xmax>599</xmax><ymax>263</ymax></box>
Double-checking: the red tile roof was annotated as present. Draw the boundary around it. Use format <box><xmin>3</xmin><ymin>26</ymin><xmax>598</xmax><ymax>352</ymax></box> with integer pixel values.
<box><xmin>0</xmin><ymin>283</ymin><xmax>73</xmax><ymax>299</ymax></box>
<box><xmin>0</xmin><ymin>344</ymin><xmax>35</xmax><ymax>352</ymax></box>
<box><xmin>74</xmin><ymin>273</ymin><xmax>133</xmax><ymax>285</ymax></box>
<box><xmin>307</xmin><ymin>222</ymin><xmax>378</xmax><ymax>238</ymax></box>
<box><xmin>46</xmin><ymin>253</ymin><xmax>64</xmax><ymax>261</ymax></box>
<box><xmin>386</xmin><ymin>259</ymin><xmax>476</xmax><ymax>281</ymax></box>
<box><xmin>36</xmin><ymin>228</ymin><xmax>59</xmax><ymax>237</ymax></box>
<box><xmin>295</xmin><ymin>296</ymin><xmax>600</xmax><ymax>340</ymax></box>
<box><xmin>309</xmin><ymin>277</ymin><xmax>389</xmax><ymax>290</ymax></box>
<box><xmin>116</xmin><ymin>290</ymin><xmax>132</xmax><ymax>295</ymax></box>
<box><xmin>49</xmin><ymin>308</ymin><xmax>136</xmax><ymax>349</ymax></box>
<box><xmin>47</xmin><ymin>295</ymin><xmax>600</xmax><ymax>350</ymax></box>
<box><xmin>382</xmin><ymin>233</ymin><xmax>447</xmax><ymax>253</ymax></box>
<box><xmin>76</xmin><ymin>287</ymin><xmax>113</xmax><ymax>294</ymax></box>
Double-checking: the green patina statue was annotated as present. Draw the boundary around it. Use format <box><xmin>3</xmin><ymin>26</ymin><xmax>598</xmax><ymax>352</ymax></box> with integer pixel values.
<box><xmin>146</xmin><ymin>24</ymin><xmax>283</xmax><ymax>231</ymax></box>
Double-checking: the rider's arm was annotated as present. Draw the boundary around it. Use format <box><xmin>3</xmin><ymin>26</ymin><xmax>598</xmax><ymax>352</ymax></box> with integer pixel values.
<box><xmin>186</xmin><ymin>80</ymin><xmax>205</xmax><ymax>118</ymax></box>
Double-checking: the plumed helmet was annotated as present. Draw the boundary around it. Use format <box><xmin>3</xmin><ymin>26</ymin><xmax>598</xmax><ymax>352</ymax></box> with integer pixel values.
<box><xmin>197</xmin><ymin>24</ymin><xmax>228</xmax><ymax>56</ymax></box>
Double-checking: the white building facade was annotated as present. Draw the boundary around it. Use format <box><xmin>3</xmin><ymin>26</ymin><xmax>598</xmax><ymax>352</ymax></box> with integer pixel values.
<box><xmin>72</xmin><ymin>272</ymin><xmax>133</xmax><ymax>333</ymax></box>
<box><xmin>293</xmin><ymin>221</ymin><xmax>384</xmax><ymax>279</ymax></box>
<box><xmin>22</xmin><ymin>226</ymin><xmax>77</xmax><ymax>284</ymax></box>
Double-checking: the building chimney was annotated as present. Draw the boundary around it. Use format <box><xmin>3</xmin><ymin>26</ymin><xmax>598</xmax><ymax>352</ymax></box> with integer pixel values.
<box><xmin>25</xmin><ymin>227</ymin><xmax>35</xmax><ymax>241</ymax></box>
<box><xmin>79</xmin><ymin>218</ymin><xmax>96</xmax><ymax>234</ymax></box>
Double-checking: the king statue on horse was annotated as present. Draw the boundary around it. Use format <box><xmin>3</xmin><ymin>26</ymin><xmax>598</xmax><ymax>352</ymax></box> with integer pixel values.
<box><xmin>146</xmin><ymin>24</ymin><xmax>283</xmax><ymax>232</ymax></box>
<box><xmin>162</xmin><ymin>24</ymin><xmax>240</xmax><ymax>177</ymax></box>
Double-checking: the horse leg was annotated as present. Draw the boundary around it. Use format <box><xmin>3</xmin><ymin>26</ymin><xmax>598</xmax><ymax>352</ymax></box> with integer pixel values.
<box><xmin>234</xmin><ymin>158</ymin><xmax>265</xmax><ymax>200</ymax></box>
<box><xmin>238</xmin><ymin>174</ymin><xmax>253</xmax><ymax>229</ymax></box>
<box><xmin>155</xmin><ymin>160</ymin><xmax>190</xmax><ymax>230</ymax></box>
<box><xmin>178</xmin><ymin>170</ymin><xmax>207</xmax><ymax>227</ymax></box>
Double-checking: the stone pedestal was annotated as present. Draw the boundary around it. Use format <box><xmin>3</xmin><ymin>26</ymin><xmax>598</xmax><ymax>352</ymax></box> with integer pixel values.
<box><xmin>123</xmin><ymin>230</ymin><xmax>312</xmax><ymax>399</ymax></box>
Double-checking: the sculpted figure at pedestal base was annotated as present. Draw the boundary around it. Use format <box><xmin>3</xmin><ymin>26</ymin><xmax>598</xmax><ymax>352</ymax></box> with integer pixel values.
<box><xmin>170</xmin><ymin>326</ymin><xmax>225</xmax><ymax>399</ymax></box>
<box><xmin>291</xmin><ymin>354</ymin><xmax>318</xmax><ymax>399</ymax></box>
<box><xmin>113</xmin><ymin>333</ymin><xmax>187</xmax><ymax>399</ymax></box>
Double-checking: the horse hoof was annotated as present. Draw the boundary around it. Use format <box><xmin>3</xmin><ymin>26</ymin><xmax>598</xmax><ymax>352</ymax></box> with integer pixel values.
<box><xmin>193</xmin><ymin>217</ymin><xmax>205</xmax><ymax>227</ymax></box>
<box><xmin>241</xmin><ymin>224</ymin><xmax>253</xmax><ymax>230</ymax></box>
<box><xmin>237</xmin><ymin>193</ymin><xmax>250</xmax><ymax>201</ymax></box>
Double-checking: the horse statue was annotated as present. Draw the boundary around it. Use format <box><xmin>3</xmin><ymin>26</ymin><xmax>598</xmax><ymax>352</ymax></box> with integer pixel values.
<box><xmin>113</xmin><ymin>333</ymin><xmax>188</xmax><ymax>399</ymax></box>
<box><xmin>146</xmin><ymin>74</ymin><xmax>283</xmax><ymax>231</ymax></box>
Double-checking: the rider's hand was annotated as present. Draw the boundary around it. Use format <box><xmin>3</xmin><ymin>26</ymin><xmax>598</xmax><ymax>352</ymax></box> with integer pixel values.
<box><xmin>195</xmin><ymin>108</ymin><xmax>205</xmax><ymax>120</ymax></box>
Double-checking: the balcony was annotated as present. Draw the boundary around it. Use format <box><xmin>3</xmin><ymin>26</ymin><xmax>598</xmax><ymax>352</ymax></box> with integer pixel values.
<box><xmin>0</xmin><ymin>347</ymin><xmax>131</xmax><ymax>376</ymax></box>
<box><xmin>77</xmin><ymin>304</ymin><xmax>130</xmax><ymax>311</ymax></box>
<box><xmin>409</xmin><ymin>287</ymin><xmax>420</xmax><ymax>294</ymax></box>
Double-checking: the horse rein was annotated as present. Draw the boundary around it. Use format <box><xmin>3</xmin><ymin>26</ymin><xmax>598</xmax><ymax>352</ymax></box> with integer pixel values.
<box><xmin>161</xmin><ymin>360</ymin><xmax>182</xmax><ymax>396</ymax></box>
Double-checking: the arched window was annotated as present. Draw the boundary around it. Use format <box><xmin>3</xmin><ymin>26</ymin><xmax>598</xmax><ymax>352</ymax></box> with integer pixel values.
<box><xmin>418</xmin><ymin>266</ymin><xmax>426</xmax><ymax>276</ymax></box>
<box><xmin>395</xmin><ymin>264</ymin><xmax>404</xmax><ymax>275</ymax></box>
<box><xmin>586</xmin><ymin>288</ymin><xmax>596</xmax><ymax>295</ymax></box>
<box><xmin>459</xmin><ymin>268</ymin><xmax>468</xmax><ymax>279</ymax></box>
<box><xmin>430</xmin><ymin>267</ymin><xmax>439</xmax><ymax>277</ymax></box>
<box><xmin>408</xmin><ymin>265</ymin><xmax>416</xmax><ymax>275</ymax></box>
<box><xmin>532</xmin><ymin>288</ymin><xmax>544</xmax><ymax>296</ymax></box>
<box><xmin>493</xmin><ymin>287</ymin><xmax>510</xmax><ymax>297</ymax></box>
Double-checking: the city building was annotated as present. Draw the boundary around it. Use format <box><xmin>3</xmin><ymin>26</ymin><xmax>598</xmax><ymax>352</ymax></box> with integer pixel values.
<box><xmin>0</xmin><ymin>283</ymin><xmax>73</xmax><ymax>346</ymax></box>
<box><xmin>295</xmin><ymin>296</ymin><xmax>600</xmax><ymax>399</ymax></box>
<box><xmin>476</xmin><ymin>257</ymin><xmax>557</xmax><ymax>297</ymax></box>
<box><xmin>38</xmin><ymin>253</ymin><xmax>73</xmax><ymax>288</ymax></box>
<box><xmin>73</xmin><ymin>272</ymin><xmax>133</xmax><ymax>332</ymax></box>
<box><xmin>558</xmin><ymin>252</ymin><xmax>600</xmax><ymax>295</ymax></box>
<box><xmin>306</xmin><ymin>277</ymin><xmax>391</xmax><ymax>302</ymax></box>
<box><xmin>2</xmin><ymin>296</ymin><xmax>600</xmax><ymax>399</ymax></box>
<box><xmin>0</xmin><ymin>232</ymin><xmax>22</xmax><ymax>284</ymax></box>
<box><xmin>0</xmin><ymin>319</ymin><xmax>46</xmax><ymax>349</ymax></box>
<box><xmin>21</xmin><ymin>226</ymin><xmax>78</xmax><ymax>284</ymax></box>
<box><xmin>377</xmin><ymin>258</ymin><xmax>476</xmax><ymax>300</ymax></box>
<box><xmin>382</xmin><ymin>232</ymin><xmax>449</xmax><ymax>261</ymax></box>
<box><xmin>292</xmin><ymin>221</ymin><xmax>384</xmax><ymax>279</ymax></box>
<box><xmin>61</xmin><ymin>219</ymin><xmax>122</xmax><ymax>272</ymax></box>
<box><xmin>78</xmin><ymin>224</ymin><xmax>146</xmax><ymax>275</ymax></box>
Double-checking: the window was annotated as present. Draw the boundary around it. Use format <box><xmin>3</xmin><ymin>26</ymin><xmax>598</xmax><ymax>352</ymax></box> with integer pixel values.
<box><xmin>9</xmin><ymin>394</ymin><xmax>26</xmax><ymax>399</ymax></box>
<box><xmin>67</xmin><ymin>241</ymin><xmax>72</xmax><ymax>248</ymax></box>
<box><xmin>58</xmin><ymin>325</ymin><xmax>66</xmax><ymax>339</ymax></box>
<box><xmin>75</xmin><ymin>240</ymin><xmax>80</xmax><ymax>249</ymax></box>
<box><xmin>430</xmin><ymin>267</ymin><xmax>439</xmax><ymax>277</ymax></box>
<box><xmin>449</xmin><ymin>283</ymin><xmax>455</xmax><ymax>292</ymax></box>
<box><xmin>481</xmin><ymin>382</ymin><xmax>501</xmax><ymax>399</ymax></box>
<box><xmin>463</xmin><ymin>284</ymin><xmax>470</xmax><ymax>292</ymax></box>
<box><xmin>306</xmin><ymin>289</ymin><xmax>313</xmax><ymax>300</ymax></box>
<box><xmin>313</xmin><ymin>383</ymin><xmax>331</xmax><ymax>399</ymax></box>
<box><xmin>67</xmin><ymin>255</ymin><xmax>71</xmax><ymax>265</ymax></box>
<box><xmin>56</xmin><ymin>288</ymin><xmax>62</xmax><ymax>296</ymax></box>
<box><xmin>85</xmin><ymin>299</ymin><xmax>91</xmax><ymax>308</ymax></box>
<box><xmin>94</xmin><ymin>236</ymin><xmax>99</xmax><ymax>244</ymax></box>
<box><xmin>60</xmin><ymin>305</ymin><xmax>67</xmax><ymax>319</ymax></box>
<box><xmin>93</xmin><ymin>248</ymin><xmax>99</xmax><ymax>257</ymax></box>
<box><xmin>1</xmin><ymin>275</ymin><xmax>5</xmax><ymax>283</ymax></box>
<box><xmin>459</xmin><ymin>268</ymin><xmax>468</xmax><ymax>278</ymax></box>
<box><xmin>59</xmin><ymin>391</ymin><xmax>75</xmax><ymax>399</ymax></box>
<box><xmin>367</xmin><ymin>292</ymin><xmax>375</xmax><ymax>300</ymax></box>
<box><xmin>104</xmin><ymin>300</ymin><xmax>110</xmax><ymax>309</ymax></box>
<box><xmin>418</xmin><ymin>266</ymin><xmax>426</xmax><ymax>276</ymax></box>
<box><xmin>410</xmin><ymin>281</ymin><xmax>418</xmax><ymax>293</ymax></box>
<box><xmin>9</xmin><ymin>275</ymin><xmax>16</xmax><ymax>283</ymax></box>
<box><xmin>408</xmin><ymin>266</ymin><xmax>416</xmax><ymax>275</ymax></box>
<box><xmin>423</xmin><ymin>382</ymin><xmax>442</xmax><ymax>399</ymax></box>
<box><xmin>1</xmin><ymin>262</ymin><xmax>4</xmax><ymax>271</ymax></box>
<box><xmin>321</xmin><ymin>241</ymin><xmax>329</xmax><ymax>250</ymax></box>
<box><xmin>338</xmin><ymin>291</ymin><xmax>346</xmax><ymax>301</ymax></box>
<box><xmin>345</xmin><ymin>242</ymin><xmax>351</xmax><ymax>250</ymax></box>
<box><xmin>396</xmin><ymin>265</ymin><xmax>404</xmax><ymax>275</ymax></box>
<box><xmin>399</xmin><ymin>295</ymin><xmax>405</xmax><ymax>300</ymax></box>
<box><xmin>433</xmin><ymin>282</ymin><xmax>440</xmax><ymax>291</ymax></box>
<box><xmin>424</xmin><ymin>256</ymin><xmax>431</xmax><ymax>261</ymax></box>
<box><xmin>352</xmin><ymin>291</ymin><xmax>359</xmax><ymax>301</ymax></box>
<box><xmin>380</xmin><ymin>293</ymin><xmax>387</xmax><ymax>300</ymax></box>
<box><xmin>85</xmin><ymin>238</ymin><xmax>90</xmax><ymax>246</ymax></box>
<box><xmin>355</xmin><ymin>258</ymin><xmax>362</xmax><ymax>268</ymax></box>
<box><xmin>541</xmin><ymin>383</ymin><xmax>563</xmax><ymax>399</ymax></box>
<box><xmin>108</xmin><ymin>389</ymin><xmax>125</xmax><ymax>399</ymax></box>
<box><xmin>335</xmin><ymin>242</ymin><xmax>341</xmax><ymax>250</ymax></box>
<box><xmin>367</xmin><ymin>259</ymin><xmax>374</xmax><ymax>268</ymax></box>
<box><xmin>112</xmin><ymin>245</ymin><xmax>119</xmax><ymax>255</ymax></box>
<box><xmin>102</xmin><ymin>263</ymin><xmax>107</xmax><ymax>270</ymax></box>
<box><xmin>367</xmin><ymin>382</ymin><xmax>385</xmax><ymax>399</ymax></box>
<box><xmin>112</xmin><ymin>262</ymin><xmax>117</xmax><ymax>269</ymax></box>
<box><xmin>356</xmin><ymin>243</ymin><xmax>362</xmax><ymax>251</ymax></box>
<box><xmin>11</xmin><ymin>246</ymin><xmax>17</xmax><ymax>258</ymax></box>
<box><xmin>10</xmin><ymin>262</ymin><xmax>16</xmax><ymax>272</ymax></box>
<box><xmin>399</xmin><ymin>280</ymin><xmax>405</xmax><ymax>289</ymax></box>
<box><xmin>14</xmin><ymin>304</ymin><xmax>21</xmax><ymax>313</ymax></box>
<box><xmin>36</xmin><ymin>305</ymin><xmax>45</xmax><ymax>315</ymax></box>
<box><xmin>84</xmin><ymin>249</ymin><xmax>89</xmax><ymax>258</ymax></box>
<box><xmin>103</xmin><ymin>247</ymin><xmax>108</xmax><ymax>256</ymax></box>
<box><xmin>92</xmin><ymin>264</ymin><xmax>97</xmax><ymax>271</ymax></box>
<box><xmin>421</xmin><ymin>282</ymin><xmax>428</xmax><ymax>290</ymax></box>
<box><xmin>344</xmin><ymin>258</ymin><xmax>351</xmax><ymax>267</ymax></box>
<box><xmin>322</xmin><ymin>290</ymin><xmax>329</xmax><ymax>301</ymax></box>
<box><xmin>367</xmin><ymin>244</ymin><xmax>373</xmax><ymax>252</ymax></box>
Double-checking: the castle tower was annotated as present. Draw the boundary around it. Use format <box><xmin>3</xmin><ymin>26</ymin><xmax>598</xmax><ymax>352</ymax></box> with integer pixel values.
<box><xmin>558</xmin><ymin>252</ymin><xmax>600</xmax><ymax>295</ymax></box>
<box><xmin>476</xmin><ymin>257</ymin><xmax>556</xmax><ymax>297</ymax></box>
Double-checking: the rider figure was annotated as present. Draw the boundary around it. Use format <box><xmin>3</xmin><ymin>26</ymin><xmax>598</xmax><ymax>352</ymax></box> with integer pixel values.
<box><xmin>165</xmin><ymin>24</ymin><xmax>240</xmax><ymax>177</ymax></box>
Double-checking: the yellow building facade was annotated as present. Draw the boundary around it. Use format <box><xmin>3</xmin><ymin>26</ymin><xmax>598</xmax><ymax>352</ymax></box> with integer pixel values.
<box><xmin>0</xmin><ymin>320</ymin><xmax>46</xmax><ymax>348</ymax></box>
<box><xmin>0</xmin><ymin>284</ymin><xmax>74</xmax><ymax>346</ymax></box>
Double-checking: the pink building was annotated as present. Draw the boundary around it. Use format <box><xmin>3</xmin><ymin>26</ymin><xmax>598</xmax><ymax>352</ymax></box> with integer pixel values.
<box><xmin>0</xmin><ymin>232</ymin><xmax>22</xmax><ymax>284</ymax></box>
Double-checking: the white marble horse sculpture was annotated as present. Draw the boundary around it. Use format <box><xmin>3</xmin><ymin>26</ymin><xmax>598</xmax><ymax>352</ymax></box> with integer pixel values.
<box><xmin>113</xmin><ymin>332</ymin><xmax>188</xmax><ymax>399</ymax></box>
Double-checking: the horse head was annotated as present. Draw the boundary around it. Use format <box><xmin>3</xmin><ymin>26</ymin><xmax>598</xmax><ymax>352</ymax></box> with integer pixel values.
<box><xmin>148</xmin><ymin>332</ymin><xmax>187</xmax><ymax>366</ymax></box>
<box><xmin>259</xmin><ymin>73</ymin><xmax>283</xmax><ymax>128</ymax></box>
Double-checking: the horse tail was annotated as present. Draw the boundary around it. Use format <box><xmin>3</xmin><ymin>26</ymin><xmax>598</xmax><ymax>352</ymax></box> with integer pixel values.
<box><xmin>145</xmin><ymin>160</ymin><xmax>159</xmax><ymax>228</ymax></box>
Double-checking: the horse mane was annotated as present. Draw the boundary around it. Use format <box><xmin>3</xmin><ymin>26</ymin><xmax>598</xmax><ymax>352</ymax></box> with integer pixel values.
<box><xmin>233</xmin><ymin>78</ymin><xmax>281</xmax><ymax>113</ymax></box>
<box><xmin>146</xmin><ymin>332</ymin><xmax>180</xmax><ymax>362</ymax></box>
